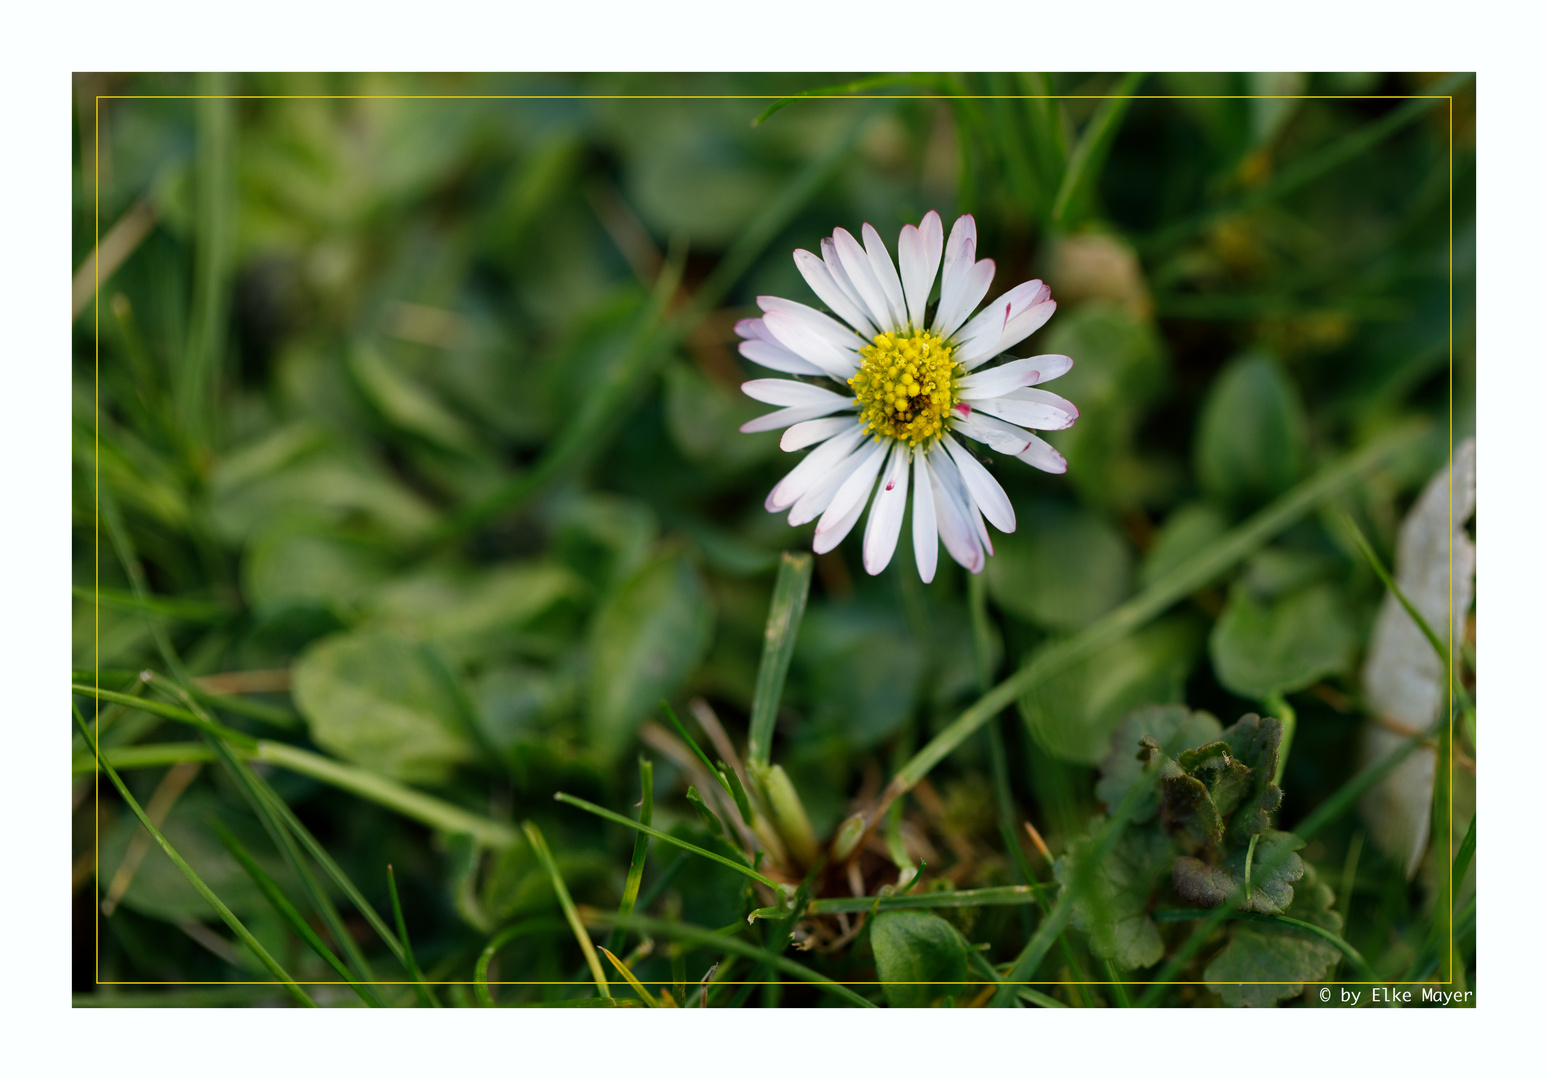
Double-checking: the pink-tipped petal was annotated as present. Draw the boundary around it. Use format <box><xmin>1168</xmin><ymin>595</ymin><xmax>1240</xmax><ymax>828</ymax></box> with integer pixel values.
<box><xmin>739</xmin><ymin>402</ymin><xmax>851</xmax><ymax>434</ymax></box>
<box><xmin>757</xmin><ymin>295</ymin><xmax>866</xmax><ymax>352</ymax></box>
<box><xmin>740</xmin><ymin>378</ymin><xmax>851</xmax><ymax>408</ymax></box>
<box><xmin>926</xmin><ymin>449</ymin><xmax>983</xmax><ymax>574</ymax></box>
<box><xmin>941</xmin><ymin>433</ymin><xmax>1016</xmax><ymax>533</ymax></box>
<box><xmin>898</xmin><ymin>211</ymin><xmax>943</xmax><ymax>332</ymax></box>
<box><xmin>762</xmin><ymin>309</ymin><xmax>860</xmax><ymax>380</ymax></box>
<box><xmin>738</xmin><ymin>338</ymin><xmax>827</xmax><ymax>376</ymax></box>
<box><xmin>955</xmin><ymin>356</ymin><xmax>1045</xmax><ymax>399</ymax></box>
<box><xmin>974</xmin><ymin>387</ymin><xmax>1079</xmax><ymax>431</ymax></box>
<box><xmin>951</xmin><ymin>410</ymin><xmax>1036</xmax><ymax>456</ymax></box>
<box><xmin>861</xmin><ymin>442</ymin><xmax>910</xmax><ymax>575</ymax></box>
<box><xmin>1028</xmin><ymin>353</ymin><xmax>1073</xmax><ymax>384</ymax></box>
<box><xmin>861</xmin><ymin>222</ymin><xmax>908</xmax><ymax>330</ymax></box>
<box><xmin>1016</xmin><ymin>434</ymin><xmax>1068</xmax><ymax>474</ymax></box>
<box><xmin>935</xmin><ymin>257</ymin><xmax>996</xmax><ymax>340</ymax></box>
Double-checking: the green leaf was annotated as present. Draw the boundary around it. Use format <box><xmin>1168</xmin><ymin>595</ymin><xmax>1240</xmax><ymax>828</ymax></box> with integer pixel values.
<box><xmin>1056</xmin><ymin>823</ymin><xmax>1175</xmax><ymax>970</ymax></box>
<box><xmin>986</xmin><ymin>499</ymin><xmax>1133</xmax><ymax>631</ymax></box>
<box><xmin>348</xmin><ymin>341</ymin><xmax>479</xmax><ymax>453</ymax></box>
<box><xmin>869</xmin><ymin>910</ymin><xmax>971</xmax><ymax>1008</ymax></box>
<box><xmin>369</xmin><ymin>561</ymin><xmax>582</xmax><ymax>664</ymax></box>
<box><xmin>242</xmin><ymin>525</ymin><xmax>395</xmax><ymax>617</ymax></box>
<box><xmin>1205</xmin><ymin>862</ymin><xmax>1342</xmax><ymax>1006</ymax></box>
<box><xmin>1173</xmin><ymin>830</ymin><xmax>1305</xmax><ymax>915</ymax></box>
<box><xmin>586</xmin><ymin>549</ymin><xmax>714</xmax><ymax>763</ymax></box>
<box><xmin>1194</xmin><ymin>352</ymin><xmax>1308</xmax><ymax>508</ymax></box>
<box><xmin>1096</xmin><ymin>704</ymin><xmax>1223</xmax><ymax>821</ymax></box>
<box><xmin>1210</xmin><ymin>582</ymin><xmax>1356</xmax><ymax>698</ymax></box>
<box><xmin>1139</xmin><ymin>503</ymin><xmax>1230</xmax><ymax>589</ymax></box>
<box><xmin>1020</xmin><ymin>616</ymin><xmax>1202</xmax><ymax>765</ymax></box>
<box><xmin>292</xmin><ymin>630</ymin><xmax>476</xmax><ymax>784</ymax></box>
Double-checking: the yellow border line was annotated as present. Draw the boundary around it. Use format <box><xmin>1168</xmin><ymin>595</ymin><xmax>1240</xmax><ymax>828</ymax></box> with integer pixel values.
<box><xmin>84</xmin><ymin>80</ymin><xmax>1461</xmax><ymax>996</ymax></box>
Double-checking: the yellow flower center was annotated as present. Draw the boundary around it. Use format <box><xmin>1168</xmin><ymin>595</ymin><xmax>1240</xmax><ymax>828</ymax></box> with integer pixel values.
<box><xmin>848</xmin><ymin>329</ymin><xmax>959</xmax><ymax>447</ymax></box>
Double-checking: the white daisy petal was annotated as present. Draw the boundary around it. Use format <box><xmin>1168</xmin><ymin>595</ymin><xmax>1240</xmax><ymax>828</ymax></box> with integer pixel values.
<box><xmin>862</xmin><ymin>442</ymin><xmax>911</xmax><ymax>575</ymax></box>
<box><xmin>898</xmin><ymin>211</ymin><xmax>943</xmax><ymax>333</ymax></box>
<box><xmin>739</xmin><ymin>402</ymin><xmax>851</xmax><ymax>434</ymax></box>
<box><xmin>956</xmin><ymin>356</ymin><xmax>1048</xmax><ymax>400</ymax></box>
<box><xmin>813</xmin><ymin>440</ymin><xmax>888</xmax><ymax>552</ymax></box>
<box><xmin>936</xmin><ymin>215</ymin><xmax>978</xmax><ymax>315</ymax></box>
<box><xmin>794</xmin><ymin>248</ymin><xmax>877</xmax><ymax>337</ymax></box>
<box><xmin>787</xmin><ymin>435</ymin><xmax>878</xmax><ymax>524</ymax></box>
<box><xmin>766</xmin><ymin>424</ymin><xmax>866</xmax><ymax>511</ymax></box>
<box><xmin>819</xmin><ymin>238</ymin><xmax>876</xmax><ymax>334</ymax></box>
<box><xmin>745</xmin><ymin>214</ymin><xmax>1075</xmax><ymax>581</ymax></box>
<box><xmin>832</xmin><ymin>228</ymin><xmax>896</xmax><ymax>332</ymax></box>
<box><xmin>1027</xmin><ymin>353</ymin><xmax>1073</xmax><ymax>384</ymax></box>
<box><xmin>740</xmin><ymin>379</ymin><xmax>852</xmax><ymax>408</ymax></box>
<box><xmin>762</xmin><ymin>309</ymin><xmax>861</xmax><ymax>379</ymax></box>
<box><xmin>934</xmin><ymin>256</ymin><xmax>996</xmax><ymax>340</ymax></box>
<box><xmin>1016</xmin><ymin>433</ymin><xmax>1068</xmax><ymax>474</ymax></box>
<box><xmin>911</xmin><ymin>446</ymin><xmax>939</xmax><ymax>584</ymax></box>
<box><xmin>957</xmin><ymin>285</ymin><xmax>1056</xmax><ymax>369</ymax></box>
<box><xmin>738</xmin><ymin>338</ymin><xmax>827</xmax><ymax>376</ymax></box>
<box><xmin>861</xmin><ymin>223</ymin><xmax>908</xmax><ymax>330</ymax></box>
<box><xmin>991</xmin><ymin>298</ymin><xmax>1057</xmax><ymax>362</ymax></box>
<box><xmin>926</xmin><ymin>449</ymin><xmax>984</xmax><ymax>574</ymax></box>
<box><xmin>973</xmin><ymin>387</ymin><xmax>1079</xmax><ymax>431</ymax></box>
<box><xmin>951</xmin><ymin>408</ymin><xmax>1036</xmax><ymax>456</ymax></box>
<box><xmin>756</xmin><ymin>295</ymin><xmax>866</xmax><ymax>352</ymax></box>
<box><xmin>781</xmin><ymin>415</ymin><xmax>855</xmax><ymax>451</ymax></box>
<box><xmin>941</xmin><ymin>433</ymin><xmax>1016</xmax><ymax>533</ymax></box>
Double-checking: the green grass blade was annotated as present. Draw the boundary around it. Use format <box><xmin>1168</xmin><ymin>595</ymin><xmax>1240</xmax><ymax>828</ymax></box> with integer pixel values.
<box><xmin>1140</xmin><ymin>72</ymin><xmax>1473</xmax><ymax>253</ymax></box>
<box><xmin>523</xmin><ymin>822</ymin><xmax>611</xmax><ymax>999</ymax></box>
<box><xmin>752</xmin><ymin>73</ymin><xmax>933</xmax><ymax>126</ymax></box>
<box><xmin>474</xmin><ymin>917</ymin><xmax>568</xmax><ymax>1007</ymax></box>
<box><xmin>1050</xmin><ymin>71</ymin><xmax>1145</xmax><ymax>224</ymax></box>
<box><xmin>73</xmin><ymin>704</ymin><xmax>315</xmax><ymax>1008</ymax></box>
<box><xmin>990</xmin><ymin>754</ymin><xmax>1162</xmax><ymax>1005</ymax></box>
<box><xmin>870</xmin><ymin>421</ymin><xmax>1427</xmax><ymax>834</ymax></box>
<box><xmin>554</xmin><ymin>792</ymin><xmax>780</xmax><ymax>891</ymax></box>
<box><xmin>598</xmin><ymin>947</ymin><xmax>663</xmax><ymax>1007</ymax></box>
<box><xmin>588</xmin><ymin>912</ymin><xmax>874</xmax><ymax>1008</ymax></box>
<box><xmin>211</xmin><ymin>820</ymin><xmax>379</xmax><ymax>1007</ymax></box>
<box><xmin>805</xmin><ymin>885</ymin><xmax>1048</xmax><ymax>915</ymax></box>
<box><xmin>68</xmin><ymin>684</ymin><xmax>520</xmax><ymax>845</ymax></box>
<box><xmin>660</xmin><ymin>701</ymin><xmax>743</xmax><ymax>818</ymax></box>
<box><xmin>387</xmin><ymin>865</ymin><xmax>439</xmax><ymax>1007</ymax></box>
<box><xmin>607</xmin><ymin>756</ymin><xmax>654</xmax><ymax>954</ymax></box>
<box><xmin>746</xmin><ymin>552</ymin><xmax>813</xmax><ymax>770</ymax></box>
<box><xmin>1341</xmin><ymin>511</ymin><xmax>1475</xmax><ymax>727</ymax></box>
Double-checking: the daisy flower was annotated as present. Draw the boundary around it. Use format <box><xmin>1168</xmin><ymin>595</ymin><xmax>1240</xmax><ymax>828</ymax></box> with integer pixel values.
<box><xmin>736</xmin><ymin>211</ymin><xmax>1078</xmax><ymax>581</ymax></box>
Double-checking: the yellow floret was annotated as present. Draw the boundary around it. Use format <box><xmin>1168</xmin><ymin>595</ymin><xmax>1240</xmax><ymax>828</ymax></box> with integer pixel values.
<box><xmin>847</xmin><ymin>329</ymin><xmax>960</xmax><ymax>447</ymax></box>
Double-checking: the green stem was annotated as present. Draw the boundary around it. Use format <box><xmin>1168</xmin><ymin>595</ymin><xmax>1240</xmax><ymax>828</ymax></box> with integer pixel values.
<box><xmin>607</xmin><ymin>757</ymin><xmax>654</xmax><ymax>954</ymax></box>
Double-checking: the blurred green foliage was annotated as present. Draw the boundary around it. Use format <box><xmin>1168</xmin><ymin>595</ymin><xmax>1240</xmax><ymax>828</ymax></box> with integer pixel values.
<box><xmin>72</xmin><ymin>71</ymin><xmax>1474</xmax><ymax>1007</ymax></box>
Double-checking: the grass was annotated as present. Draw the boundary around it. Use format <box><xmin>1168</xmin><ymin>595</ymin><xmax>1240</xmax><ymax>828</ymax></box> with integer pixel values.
<box><xmin>73</xmin><ymin>71</ymin><xmax>1473</xmax><ymax>1008</ymax></box>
